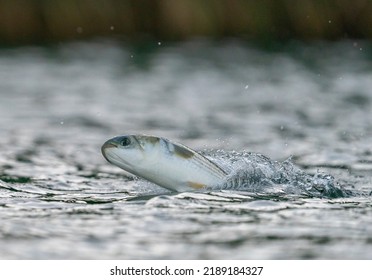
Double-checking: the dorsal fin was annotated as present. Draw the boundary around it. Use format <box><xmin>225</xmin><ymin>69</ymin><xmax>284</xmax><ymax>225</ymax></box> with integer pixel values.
<box><xmin>173</xmin><ymin>143</ymin><xmax>195</xmax><ymax>159</ymax></box>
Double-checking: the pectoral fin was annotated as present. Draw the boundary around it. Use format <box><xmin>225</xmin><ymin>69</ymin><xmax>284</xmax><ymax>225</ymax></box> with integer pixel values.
<box><xmin>187</xmin><ymin>181</ymin><xmax>206</xmax><ymax>189</ymax></box>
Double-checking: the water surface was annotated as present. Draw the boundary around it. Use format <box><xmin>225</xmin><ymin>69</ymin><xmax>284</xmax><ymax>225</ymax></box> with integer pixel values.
<box><xmin>0</xmin><ymin>40</ymin><xmax>371</xmax><ymax>259</ymax></box>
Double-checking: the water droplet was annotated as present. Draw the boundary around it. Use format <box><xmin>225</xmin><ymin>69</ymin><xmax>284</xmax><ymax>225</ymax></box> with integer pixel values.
<box><xmin>244</xmin><ymin>85</ymin><xmax>249</xmax><ymax>89</ymax></box>
<box><xmin>110</xmin><ymin>26</ymin><xmax>115</xmax><ymax>31</ymax></box>
<box><xmin>60</xmin><ymin>121</ymin><xmax>64</xmax><ymax>125</ymax></box>
<box><xmin>328</xmin><ymin>20</ymin><xmax>332</xmax><ymax>23</ymax></box>
<box><xmin>158</xmin><ymin>42</ymin><xmax>162</xmax><ymax>46</ymax></box>
<box><xmin>76</xmin><ymin>27</ymin><xmax>83</xmax><ymax>34</ymax></box>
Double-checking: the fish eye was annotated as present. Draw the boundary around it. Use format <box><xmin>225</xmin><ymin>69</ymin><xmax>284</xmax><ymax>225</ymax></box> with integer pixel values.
<box><xmin>120</xmin><ymin>137</ymin><xmax>131</xmax><ymax>147</ymax></box>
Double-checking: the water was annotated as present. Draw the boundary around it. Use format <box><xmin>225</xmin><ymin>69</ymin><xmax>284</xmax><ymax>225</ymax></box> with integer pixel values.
<box><xmin>0</xmin><ymin>40</ymin><xmax>371</xmax><ymax>259</ymax></box>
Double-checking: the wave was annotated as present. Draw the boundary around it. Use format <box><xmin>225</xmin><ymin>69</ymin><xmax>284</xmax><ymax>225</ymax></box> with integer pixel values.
<box><xmin>202</xmin><ymin>150</ymin><xmax>354</xmax><ymax>198</ymax></box>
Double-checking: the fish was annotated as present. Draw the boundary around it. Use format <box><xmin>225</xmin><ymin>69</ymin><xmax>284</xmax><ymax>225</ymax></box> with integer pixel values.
<box><xmin>101</xmin><ymin>134</ymin><xmax>227</xmax><ymax>192</ymax></box>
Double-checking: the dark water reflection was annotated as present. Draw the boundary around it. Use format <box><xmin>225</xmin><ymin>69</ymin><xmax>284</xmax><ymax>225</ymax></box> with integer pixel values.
<box><xmin>0</xmin><ymin>40</ymin><xmax>371</xmax><ymax>259</ymax></box>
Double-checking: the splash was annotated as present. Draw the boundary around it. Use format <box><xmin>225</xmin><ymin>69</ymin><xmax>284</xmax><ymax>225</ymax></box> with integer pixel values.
<box><xmin>202</xmin><ymin>150</ymin><xmax>352</xmax><ymax>198</ymax></box>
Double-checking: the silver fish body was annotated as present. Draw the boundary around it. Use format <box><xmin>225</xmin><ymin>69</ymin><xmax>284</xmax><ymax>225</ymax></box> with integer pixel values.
<box><xmin>101</xmin><ymin>135</ymin><xmax>227</xmax><ymax>192</ymax></box>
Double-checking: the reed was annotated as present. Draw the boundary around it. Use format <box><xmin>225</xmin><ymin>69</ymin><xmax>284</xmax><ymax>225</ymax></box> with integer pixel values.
<box><xmin>0</xmin><ymin>0</ymin><xmax>371</xmax><ymax>44</ymax></box>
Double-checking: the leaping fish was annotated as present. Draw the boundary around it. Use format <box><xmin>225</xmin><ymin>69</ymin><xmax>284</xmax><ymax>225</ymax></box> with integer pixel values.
<box><xmin>101</xmin><ymin>135</ymin><xmax>227</xmax><ymax>192</ymax></box>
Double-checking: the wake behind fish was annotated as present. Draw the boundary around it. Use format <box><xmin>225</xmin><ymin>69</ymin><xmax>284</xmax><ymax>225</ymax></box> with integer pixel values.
<box><xmin>202</xmin><ymin>150</ymin><xmax>353</xmax><ymax>199</ymax></box>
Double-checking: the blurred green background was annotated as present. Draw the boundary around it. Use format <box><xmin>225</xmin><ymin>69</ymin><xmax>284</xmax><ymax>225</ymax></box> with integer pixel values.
<box><xmin>0</xmin><ymin>0</ymin><xmax>371</xmax><ymax>44</ymax></box>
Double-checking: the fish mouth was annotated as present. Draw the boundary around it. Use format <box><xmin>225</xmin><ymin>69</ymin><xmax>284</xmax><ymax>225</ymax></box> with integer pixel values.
<box><xmin>101</xmin><ymin>141</ymin><xmax>118</xmax><ymax>162</ymax></box>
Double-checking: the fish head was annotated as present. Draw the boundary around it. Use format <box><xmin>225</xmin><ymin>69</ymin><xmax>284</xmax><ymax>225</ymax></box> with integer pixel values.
<box><xmin>101</xmin><ymin>134</ymin><xmax>161</xmax><ymax>174</ymax></box>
